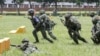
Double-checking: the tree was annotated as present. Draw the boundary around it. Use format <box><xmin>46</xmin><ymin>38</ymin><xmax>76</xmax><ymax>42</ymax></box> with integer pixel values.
<box><xmin>12</xmin><ymin>0</ymin><xmax>24</xmax><ymax>15</ymax></box>
<box><xmin>34</xmin><ymin>0</ymin><xmax>58</xmax><ymax>15</ymax></box>
<box><xmin>52</xmin><ymin>0</ymin><xmax>58</xmax><ymax>15</ymax></box>
<box><xmin>76</xmin><ymin>0</ymin><xmax>83</xmax><ymax>15</ymax></box>
<box><xmin>95</xmin><ymin>0</ymin><xmax>100</xmax><ymax>9</ymax></box>
<box><xmin>0</xmin><ymin>0</ymin><xmax>5</xmax><ymax>14</ymax></box>
<box><xmin>28</xmin><ymin>0</ymin><xmax>32</xmax><ymax>8</ymax></box>
<box><xmin>27</xmin><ymin>0</ymin><xmax>33</xmax><ymax>8</ymax></box>
<box><xmin>33</xmin><ymin>0</ymin><xmax>48</xmax><ymax>9</ymax></box>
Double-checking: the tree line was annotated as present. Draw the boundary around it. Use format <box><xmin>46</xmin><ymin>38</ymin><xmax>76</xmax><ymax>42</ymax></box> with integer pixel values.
<box><xmin>0</xmin><ymin>0</ymin><xmax>100</xmax><ymax>15</ymax></box>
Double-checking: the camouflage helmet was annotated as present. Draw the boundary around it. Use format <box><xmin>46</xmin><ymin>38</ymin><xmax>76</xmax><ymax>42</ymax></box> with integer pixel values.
<box><xmin>28</xmin><ymin>9</ymin><xmax>34</xmax><ymax>16</ymax></box>
<box><xmin>22</xmin><ymin>38</ymin><xmax>29</xmax><ymax>43</ymax></box>
<box><xmin>89</xmin><ymin>12</ymin><xmax>96</xmax><ymax>17</ymax></box>
<box><xmin>39</xmin><ymin>9</ymin><xmax>45</xmax><ymax>15</ymax></box>
<box><xmin>65</xmin><ymin>13</ymin><xmax>72</xmax><ymax>19</ymax></box>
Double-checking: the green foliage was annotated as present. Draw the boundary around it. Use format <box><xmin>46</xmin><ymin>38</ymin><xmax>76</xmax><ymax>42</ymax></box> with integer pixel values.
<box><xmin>76</xmin><ymin>0</ymin><xmax>82</xmax><ymax>6</ymax></box>
<box><xmin>12</xmin><ymin>0</ymin><xmax>24</xmax><ymax>15</ymax></box>
<box><xmin>0</xmin><ymin>0</ymin><xmax>5</xmax><ymax>5</ymax></box>
<box><xmin>12</xmin><ymin>0</ymin><xmax>24</xmax><ymax>4</ymax></box>
<box><xmin>0</xmin><ymin>0</ymin><xmax>5</xmax><ymax>14</ymax></box>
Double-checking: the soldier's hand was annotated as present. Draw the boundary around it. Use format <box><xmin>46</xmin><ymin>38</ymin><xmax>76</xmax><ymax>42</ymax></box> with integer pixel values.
<box><xmin>60</xmin><ymin>19</ymin><xmax>64</xmax><ymax>22</ymax></box>
<box><xmin>28</xmin><ymin>16</ymin><xmax>32</xmax><ymax>19</ymax></box>
<box><xmin>17</xmin><ymin>45</ymin><xmax>21</xmax><ymax>47</ymax></box>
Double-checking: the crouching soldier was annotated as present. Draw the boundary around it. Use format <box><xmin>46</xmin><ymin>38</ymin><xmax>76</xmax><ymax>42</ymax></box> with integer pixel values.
<box><xmin>28</xmin><ymin>9</ymin><xmax>53</xmax><ymax>43</ymax></box>
<box><xmin>11</xmin><ymin>38</ymin><xmax>38</xmax><ymax>56</ymax></box>
<box><xmin>39</xmin><ymin>10</ymin><xmax>57</xmax><ymax>40</ymax></box>
<box><xmin>60</xmin><ymin>13</ymin><xmax>87</xmax><ymax>44</ymax></box>
<box><xmin>90</xmin><ymin>12</ymin><xmax>100</xmax><ymax>44</ymax></box>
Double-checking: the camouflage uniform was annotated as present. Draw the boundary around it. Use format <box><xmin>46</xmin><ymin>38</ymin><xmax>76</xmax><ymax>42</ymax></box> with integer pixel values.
<box><xmin>11</xmin><ymin>38</ymin><xmax>38</xmax><ymax>56</ymax></box>
<box><xmin>91</xmin><ymin>15</ymin><xmax>100</xmax><ymax>35</ymax></box>
<box><xmin>28</xmin><ymin>9</ymin><xmax>53</xmax><ymax>43</ymax></box>
<box><xmin>90</xmin><ymin>13</ymin><xmax>100</xmax><ymax>44</ymax></box>
<box><xmin>64</xmin><ymin>13</ymin><xmax>87</xmax><ymax>44</ymax></box>
<box><xmin>39</xmin><ymin>10</ymin><xmax>57</xmax><ymax>40</ymax></box>
<box><xmin>22</xmin><ymin>43</ymin><xmax>38</xmax><ymax>56</ymax></box>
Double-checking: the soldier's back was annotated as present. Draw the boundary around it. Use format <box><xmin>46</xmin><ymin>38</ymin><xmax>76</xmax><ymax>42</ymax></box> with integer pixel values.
<box><xmin>39</xmin><ymin>14</ymin><xmax>49</xmax><ymax>21</ymax></box>
<box><xmin>69</xmin><ymin>16</ymin><xmax>81</xmax><ymax>30</ymax></box>
<box><xmin>70</xmin><ymin>16</ymin><xmax>78</xmax><ymax>23</ymax></box>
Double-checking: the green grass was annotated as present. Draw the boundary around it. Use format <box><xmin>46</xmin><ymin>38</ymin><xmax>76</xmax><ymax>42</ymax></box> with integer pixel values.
<box><xmin>0</xmin><ymin>15</ymin><xmax>100</xmax><ymax>56</ymax></box>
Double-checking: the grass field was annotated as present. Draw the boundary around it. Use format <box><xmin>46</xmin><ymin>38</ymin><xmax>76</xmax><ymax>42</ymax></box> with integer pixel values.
<box><xmin>0</xmin><ymin>15</ymin><xmax>100</xmax><ymax>56</ymax></box>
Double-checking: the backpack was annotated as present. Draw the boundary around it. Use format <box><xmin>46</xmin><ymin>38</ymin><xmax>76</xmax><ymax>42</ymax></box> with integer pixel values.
<box><xmin>70</xmin><ymin>16</ymin><xmax>81</xmax><ymax>30</ymax></box>
<box><xmin>31</xmin><ymin>16</ymin><xmax>40</xmax><ymax>26</ymax></box>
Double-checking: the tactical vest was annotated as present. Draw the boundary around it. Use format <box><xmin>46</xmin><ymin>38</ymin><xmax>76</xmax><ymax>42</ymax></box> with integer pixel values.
<box><xmin>30</xmin><ymin>16</ymin><xmax>40</xmax><ymax>27</ymax></box>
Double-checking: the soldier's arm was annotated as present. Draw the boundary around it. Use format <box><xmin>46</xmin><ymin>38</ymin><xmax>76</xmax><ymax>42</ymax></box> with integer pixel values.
<box><xmin>91</xmin><ymin>26</ymin><xmax>96</xmax><ymax>36</ymax></box>
<box><xmin>35</xmin><ymin>23</ymin><xmax>41</xmax><ymax>28</ymax></box>
<box><xmin>96</xmin><ymin>21</ymin><xmax>100</xmax><ymax>31</ymax></box>
<box><xmin>58</xmin><ymin>16</ymin><xmax>65</xmax><ymax>26</ymax></box>
<box><xmin>39</xmin><ymin>15</ymin><xmax>44</xmax><ymax>23</ymax></box>
<box><xmin>27</xmin><ymin>16</ymin><xmax>32</xmax><ymax>20</ymax></box>
<box><xmin>95</xmin><ymin>21</ymin><xmax>100</xmax><ymax>35</ymax></box>
<box><xmin>92</xmin><ymin>26</ymin><xmax>100</xmax><ymax>38</ymax></box>
<box><xmin>60</xmin><ymin>18</ymin><xmax>66</xmax><ymax>26</ymax></box>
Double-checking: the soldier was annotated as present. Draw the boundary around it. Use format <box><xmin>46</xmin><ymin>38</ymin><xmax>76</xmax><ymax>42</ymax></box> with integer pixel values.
<box><xmin>11</xmin><ymin>38</ymin><xmax>38</xmax><ymax>56</ymax></box>
<box><xmin>28</xmin><ymin>9</ymin><xmax>53</xmax><ymax>43</ymax></box>
<box><xmin>90</xmin><ymin>12</ymin><xmax>100</xmax><ymax>44</ymax></box>
<box><xmin>39</xmin><ymin>9</ymin><xmax>57</xmax><ymax>40</ymax></box>
<box><xmin>60</xmin><ymin>13</ymin><xmax>87</xmax><ymax>44</ymax></box>
<box><xmin>90</xmin><ymin>12</ymin><xmax>100</xmax><ymax>25</ymax></box>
